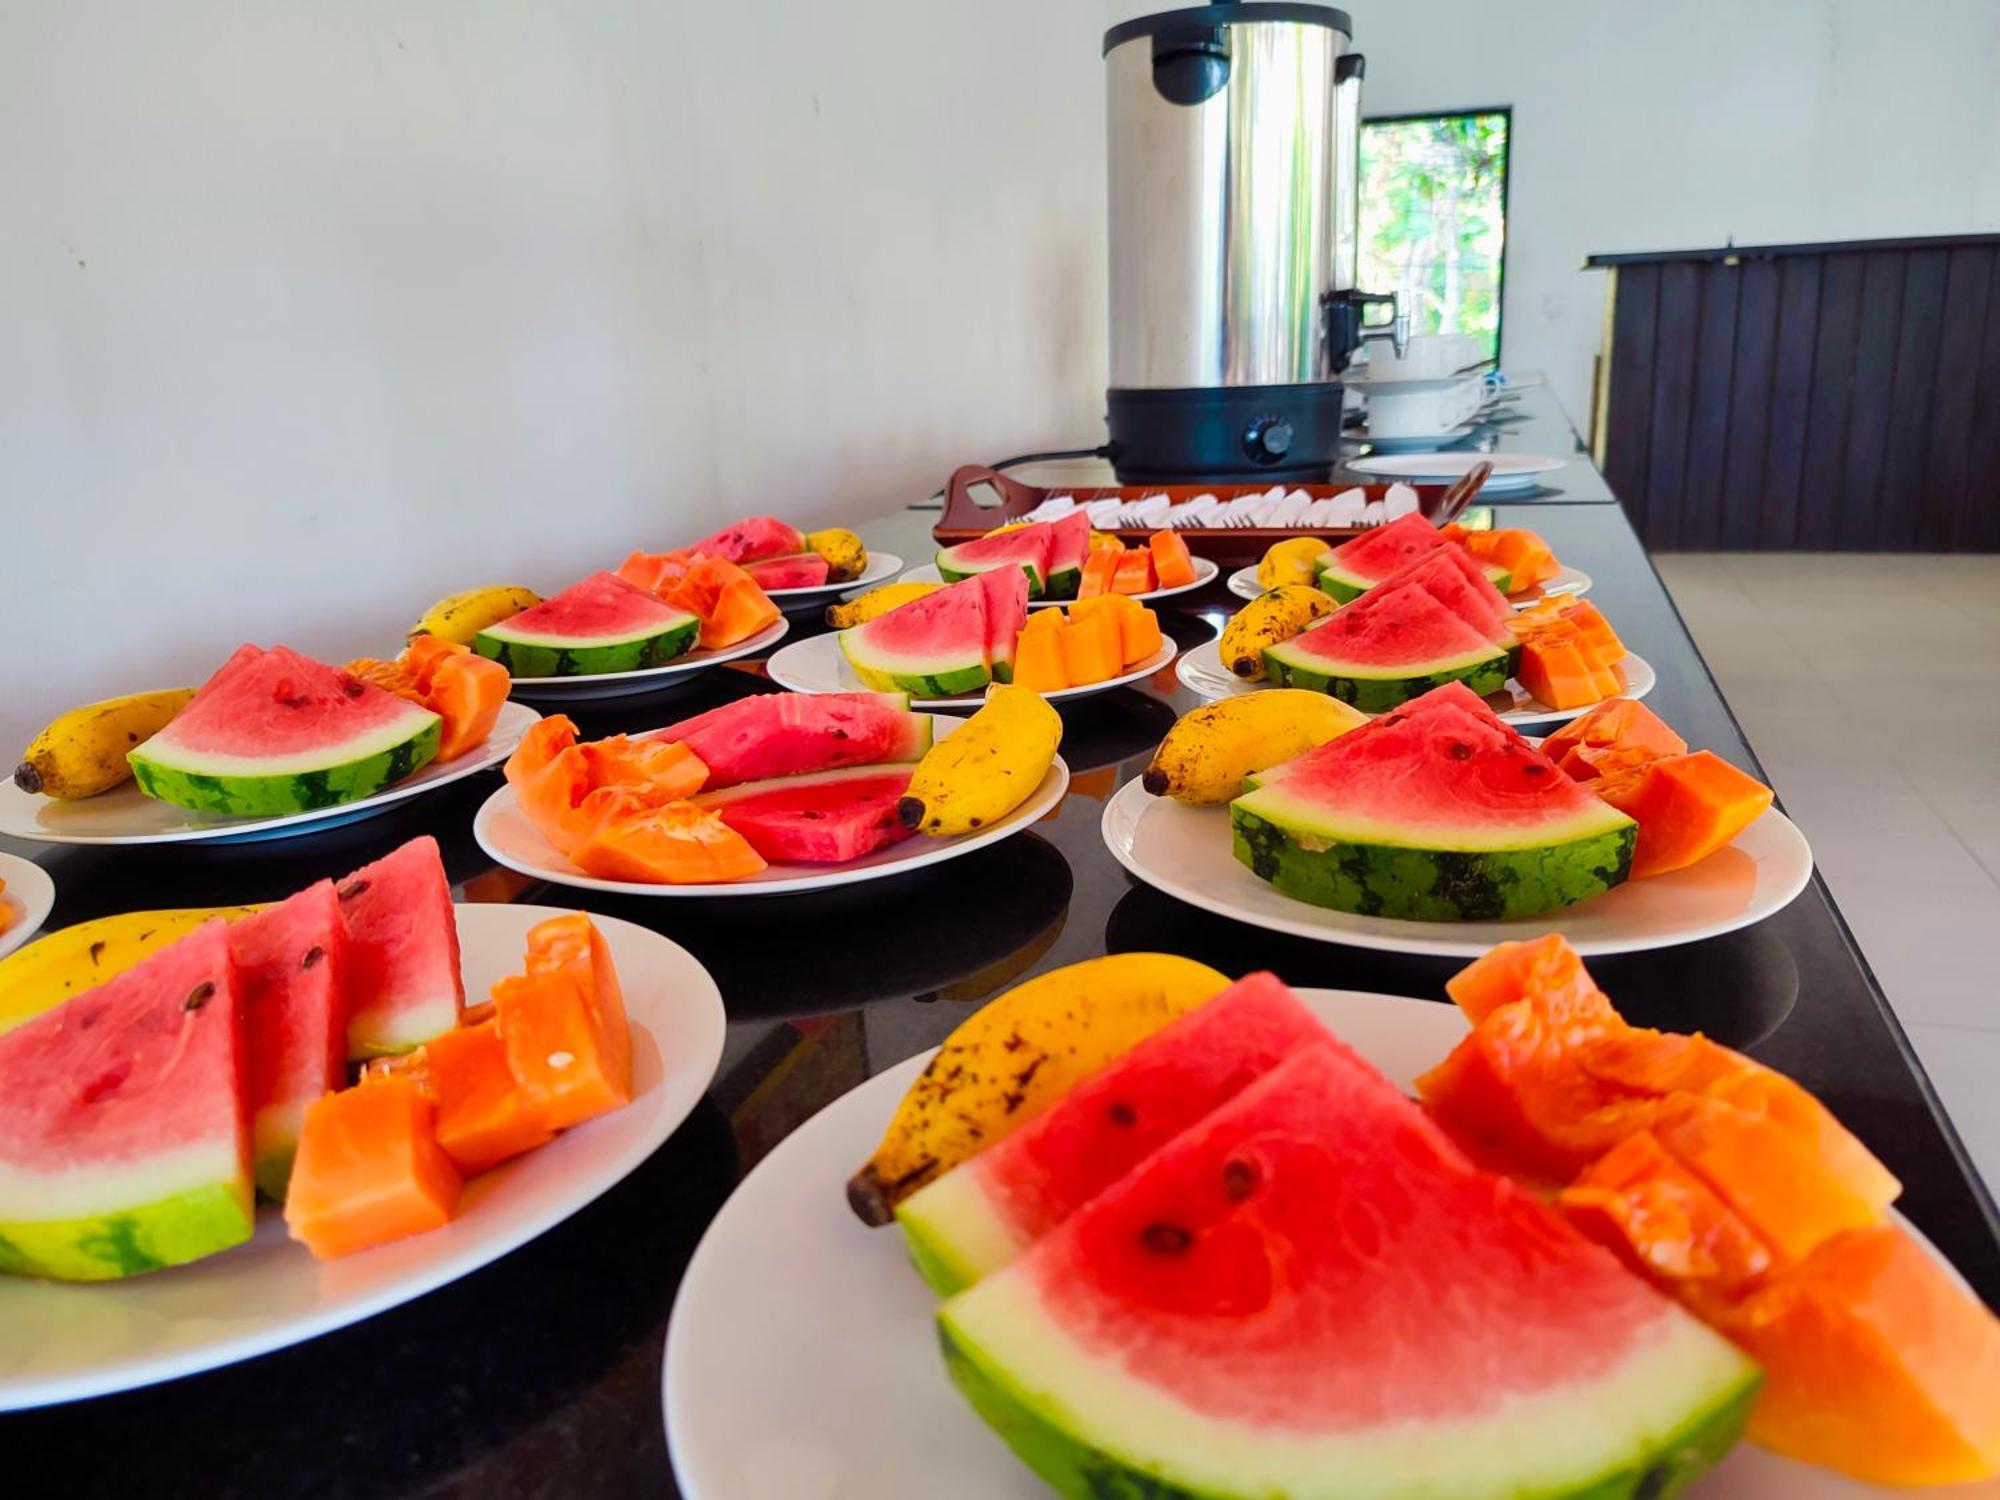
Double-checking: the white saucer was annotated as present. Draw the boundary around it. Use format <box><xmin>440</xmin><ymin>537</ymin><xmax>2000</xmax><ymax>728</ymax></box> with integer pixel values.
<box><xmin>764</xmin><ymin>552</ymin><xmax>903</xmax><ymax>604</ymax></box>
<box><xmin>0</xmin><ymin>853</ymin><xmax>56</xmax><ymax>958</ymax></box>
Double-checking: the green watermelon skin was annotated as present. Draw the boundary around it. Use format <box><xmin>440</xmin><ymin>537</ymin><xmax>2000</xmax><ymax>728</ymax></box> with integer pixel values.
<box><xmin>1230</xmin><ymin>803</ymin><xmax>1634</xmax><ymax>920</ymax></box>
<box><xmin>130</xmin><ymin>719</ymin><xmax>441</xmax><ymax>817</ymax></box>
<box><xmin>940</xmin><ymin>1322</ymin><xmax>1755</xmax><ymax>1500</ymax></box>
<box><xmin>0</xmin><ymin>1181</ymin><xmax>256</xmax><ymax>1282</ymax></box>
<box><xmin>474</xmin><ymin>616</ymin><xmax>698</xmax><ymax>678</ymax></box>
<box><xmin>934</xmin><ymin>552</ymin><xmax>1045</xmax><ymax>598</ymax></box>
<box><xmin>1263</xmin><ymin>647</ymin><xmax>1510</xmax><ymax>712</ymax></box>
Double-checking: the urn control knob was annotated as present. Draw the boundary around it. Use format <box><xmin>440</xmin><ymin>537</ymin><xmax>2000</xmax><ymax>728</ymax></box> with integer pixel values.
<box><xmin>1245</xmin><ymin>415</ymin><xmax>1294</xmax><ymax>464</ymax></box>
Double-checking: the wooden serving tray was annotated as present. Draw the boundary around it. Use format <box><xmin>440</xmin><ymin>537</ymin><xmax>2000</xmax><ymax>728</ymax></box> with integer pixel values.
<box><xmin>934</xmin><ymin>465</ymin><xmax>1489</xmax><ymax>567</ymax></box>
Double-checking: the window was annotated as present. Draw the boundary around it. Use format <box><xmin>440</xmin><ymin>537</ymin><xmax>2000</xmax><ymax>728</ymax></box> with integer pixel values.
<box><xmin>1359</xmin><ymin>108</ymin><xmax>1511</xmax><ymax>362</ymax></box>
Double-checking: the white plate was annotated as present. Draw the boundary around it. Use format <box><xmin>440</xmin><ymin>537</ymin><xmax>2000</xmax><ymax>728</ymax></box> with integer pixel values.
<box><xmin>1174</xmin><ymin>639</ymin><xmax>1653</xmax><ymax>727</ymax></box>
<box><xmin>505</xmin><ymin>618</ymin><xmax>791</xmax><ymax>701</ymax></box>
<box><xmin>1227</xmin><ymin>563</ymin><xmax>1594</xmax><ymax>609</ymax></box>
<box><xmin>0</xmin><ymin>901</ymin><xmax>725</xmax><ymax>1412</ymax></box>
<box><xmin>663</xmin><ymin>985</ymin><xmax>1934</xmax><ymax>1500</ymax></box>
<box><xmin>764</xmin><ymin>551</ymin><xmax>903</xmax><ymax>603</ymax></box>
<box><xmin>1349</xmin><ymin>452</ymin><xmax>1563</xmax><ymax>485</ymax></box>
<box><xmin>473</xmin><ymin>714</ymin><xmax>1070</xmax><ymax>897</ymax></box>
<box><xmin>0</xmin><ymin>701</ymin><xmax>542</xmax><ymax>848</ymax></box>
<box><xmin>0</xmin><ymin>852</ymin><xmax>56</xmax><ymax>959</ymax></box>
<box><xmin>1353</xmin><ymin>424</ymin><xmax>1479</xmax><ymax>452</ymax></box>
<box><xmin>893</xmin><ymin>557</ymin><xmax>1220</xmax><ymax>607</ymax></box>
<box><xmin>766</xmin><ymin>631</ymin><xmax>1179</xmax><ymax>710</ymax></box>
<box><xmin>1101</xmin><ymin>777</ymin><xmax>1813</xmax><ymax>958</ymax></box>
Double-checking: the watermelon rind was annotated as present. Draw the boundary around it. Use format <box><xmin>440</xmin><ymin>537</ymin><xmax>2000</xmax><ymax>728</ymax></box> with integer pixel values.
<box><xmin>1229</xmin><ymin>791</ymin><xmax>1636</xmax><ymax>921</ymax></box>
<box><xmin>897</xmin><ymin>1167</ymin><xmax>1016</xmax><ymax>1297</ymax></box>
<box><xmin>1263</xmin><ymin>638</ymin><xmax>1510</xmax><ymax>712</ymax></box>
<box><xmin>938</xmin><ymin>1300</ymin><xmax>1757</xmax><ymax>1500</ymax></box>
<box><xmin>0</xmin><ymin>1177</ymin><xmax>255</xmax><ymax>1282</ymax></box>
<box><xmin>474</xmin><ymin>612</ymin><xmax>699</xmax><ymax>678</ymax></box>
<box><xmin>129</xmin><ymin>711</ymin><xmax>442</xmax><ymax>818</ymax></box>
<box><xmin>935</xmin><ymin>548</ymin><xmax>1047</xmax><ymax>599</ymax></box>
<box><xmin>838</xmin><ymin>630</ymin><xmax>991</xmax><ymax>699</ymax></box>
<box><xmin>1319</xmin><ymin>557</ymin><xmax>1512</xmax><ymax>603</ymax></box>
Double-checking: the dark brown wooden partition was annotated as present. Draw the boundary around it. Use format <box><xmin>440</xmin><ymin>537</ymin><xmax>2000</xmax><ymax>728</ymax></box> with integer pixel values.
<box><xmin>1587</xmin><ymin>235</ymin><xmax>2000</xmax><ymax>551</ymax></box>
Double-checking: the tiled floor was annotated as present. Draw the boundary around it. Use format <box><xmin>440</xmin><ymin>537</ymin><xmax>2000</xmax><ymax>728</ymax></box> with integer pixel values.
<box><xmin>1655</xmin><ymin>552</ymin><xmax>2000</xmax><ymax>1193</ymax></box>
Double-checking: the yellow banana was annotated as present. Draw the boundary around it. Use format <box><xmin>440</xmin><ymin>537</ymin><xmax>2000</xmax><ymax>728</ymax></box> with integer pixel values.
<box><xmin>804</xmin><ymin>528</ymin><xmax>869</xmax><ymax>582</ymax></box>
<box><xmin>0</xmin><ymin>905</ymin><xmax>260</xmax><ymax>1035</ymax></box>
<box><xmin>846</xmin><ymin>952</ymin><xmax>1233</xmax><ymax>1223</ymax></box>
<box><xmin>1141</xmin><ymin>691</ymin><xmax>1368</xmax><ymax>804</ymax></box>
<box><xmin>1256</xmin><ymin>536</ymin><xmax>1328</xmax><ymax>591</ymax></box>
<box><xmin>1086</xmin><ymin>529</ymin><xmax>1126</xmax><ymax>554</ymax></box>
<box><xmin>410</xmin><ymin>585</ymin><xmax>543</xmax><ymax>645</ymax></box>
<box><xmin>823</xmin><ymin>581</ymin><xmax>942</xmax><ymax>628</ymax></box>
<box><xmin>1218</xmin><ymin>585</ymin><xmax>1337</xmax><ymax>681</ymax></box>
<box><xmin>14</xmin><ymin>689</ymin><xmax>196</xmax><ymax>800</ymax></box>
<box><xmin>898</xmin><ymin>684</ymin><xmax>1062</xmax><ymax>838</ymax></box>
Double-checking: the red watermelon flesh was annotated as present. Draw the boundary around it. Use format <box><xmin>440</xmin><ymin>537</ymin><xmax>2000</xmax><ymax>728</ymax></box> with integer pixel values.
<box><xmin>493</xmin><ymin>571</ymin><xmax>685</xmax><ymax>639</ymax></box>
<box><xmin>1044</xmin><ymin>512</ymin><xmax>1092</xmax><ymax>591</ymax></box>
<box><xmin>688</xmin><ymin>516</ymin><xmax>807</xmax><ymax>564</ymax></box>
<box><xmin>1318</xmin><ymin>512</ymin><xmax>1447</xmax><ymax>584</ymax></box>
<box><xmin>937</xmin><ymin>524</ymin><xmax>1057</xmax><ymax>596</ymax></box>
<box><xmin>0</xmin><ymin>922</ymin><xmax>257</xmax><ymax>1279</ymax></box>
<box><xmin>695</xmin><ymin>764</ymin><xmax>917</xmax><ymax>863</ymax></box>
<box><xmin>1283</xmin><ymin>583</ymin><xmax>1498</xmax><ymax>669</ymax></box>
<box><xmin>229</xmin><ymin>880</ymin><xmax>350</xmax><ymax>1199</ymax></box>
<box><xmin>745</xmin><ymin>554</ymin><xmax>833</xmax><ymax>590</ymax></box>
<box><xmin>647</xmin><ymin>691</ymin><xmax>932</xmax><ymax>787</ymax></box>
<box><xmin>897</xmin><ymin>973</ymin><xmax>1324</xmax><ymax>1292</ymax></box>
<box><xmin>337</xmin><ymin>836</ymin><xmax>463</xmax><ymax>1058</ymax></box>
<box><xmin>133</xmin><ymin>644</ymin><xmax>437</xmax><ymax>764</ymax></box>
<box><xmin>839</xmin><ymin>574</ymin><xmax>994</xmax><ymax>697</ymax></box>
<box><xmin>1382</xmin><ymin>547</ymin><xmax>1516</xmax><ymax>645</ymax></box>
<box><xmin>976</xmin><ymin>566</ymin><xmax>1029</xmax><ymax>680</ymax></box>
<box><xmin>940</xmin><ymin>1037</ymin><xmax>1758</xmax><ymax>1496</ymax></box>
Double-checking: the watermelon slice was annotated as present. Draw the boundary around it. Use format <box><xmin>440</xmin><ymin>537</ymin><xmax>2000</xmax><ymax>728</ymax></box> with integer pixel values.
<box><xmin>938</xmin><ymin>1039</ymin><xmax>1760</xmax><ymax>1500</ymax></box>
<box><xmin>1265</xmin><ymin>584</ymin><xmax>1512</xmax><ymax>711</ymax></box>
<box><xmin>474</xmin><ymin>572</ymin><xmax>700</xmax><ymax>678</ymax></box>
<box><xmin>935</xmin><ymin>523</ymin><xmax>1055</xmax><ymax>598</ymax></box>
<box><xmin>1387</xmin><ymin>546</ymin><xmax>1517</xmax><ymax>646</ymax></box>
<box><xmin>337</xmin><ymin>836</ymin><xmax>464</xmax><ymax>1057</ymax></box>
<box><xmin>840</xmin><ymin>574</ymin><xmax>995</xmax><ymax>698</ymax></box>
<box><xmin>1042</xmin><ymin>512</ymin><xmax>1091</xmax><ymax>598</ymax></box>
<box><xmin>646</xmin><ymin>691</ymin><xmax>931</xmax><ymax>788</ymax></box>
<box><xmin>229</xmin><ymin>880</ymin><xmax>350</xmax><ymax>1198</ymax></box>
<box><xmin>1231</xmin><ymin>682</ymin><xmax>1637</xmax><ymax>920</ymax></box>
<box><xmin>975</xmin><ymin>566</ymin><xmax>1029</xmax><ymax>683</ymax></box>
<box><xmin>1317</xmin><ymin>513</ymin><xmax>1511</xmax><ymax>601</ymax></box>
<box><xmin>694</xmin><ymin>763</ymin><xmax>918</xmax><ymax>863</ymax></box>
<box><xmin>744</xmin><ymin>554</ymin><xmax>833</xmax><ymax>591</ymax></box>
<box><xmin>0</xmin><ymin>923</ymin><xmax>255</xmax><ymax>1279</ymax></box>
<box><xmin>687</xmin><ymin>516</ymin><xmax>806</xmax><ymax>564</ymax></box>
<box><xmin>896</xmin><ymin>973</ymin><xmax>1323</xmax><ymax>1293</ymax></box>
<box><xmin>128</xmin><ymin>645</ymin><xmax>442</xmax><ymax>818</ymax></box>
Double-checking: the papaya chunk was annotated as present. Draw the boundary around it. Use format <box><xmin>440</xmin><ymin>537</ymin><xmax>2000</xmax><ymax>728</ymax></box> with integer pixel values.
<box><xmin>616</xmin><ymin>548</ymin><xmax>693</xmax><ymax>596</ymax></box>
<box><xmin>422</xmin><ymin>1022</ymin><xmax>555</xmax><ymax>1174</ymax></box>
<box><xmin>1515</xmin><ymin>630</ymin><xmax>1606</xmax><ymax>710</ymax></box>
<box><xmin>1070</xmin><ymin>595</ymin><xmax>1164</xmax><ymax>668</ymax></box>
<box><xmin>1077</xmin><ymin>551</ymin><xmax>1119</xmax><ymax>599</ymax></box>
<box><xmin>1057</xmin><ymin>608</ymin><xmax>1124</xmax><ymax>686</ymax></box>
<box><xmin>1592</xmin><ymin>750</ymin><xmax>1774</xmax><ymax>879</ymax></box>
<box><xmin>1719</xmin><ymin>1225</ymin><xmax>2000</xmax><ymax>1485</ymax></box>
<box><xmin>569</xmin><ymin>800</ymin><xmax>766</xmax><ymax>884</ymax></box>
<box><xmin>664</xmin><ymin>555</ymin><xmax>780</xmax><ymax>649</ymax></box>
<box><xmin>1443</xmin><ymin>932</ymin><xmax>1610</xmax><ymax>1025</ymax></box>
<box><xmin>1011</xmin><ymin>611</ymin><xmax>1068</xmax><ymax>692</ymax></box>
<box><xmin>426</xmin><ymin>652</ymin><xmax>511</xmax><ymax>761</ymax></box>
<box><xmin>1147</xmin><ymin>530</ymin><xmax>1197</xmax><ymax>589</ymax></box>
<box><xmin>493</xmin><ymin>921</ymin><xmax>633</xmax><ymax>1132</ymax></box>
<box><xmin>1111</xmin><ymin>550</ymin><xmax>1156</xmax><ymax>595</ymax></box>
<box><xmin>284</xmin><ymin>1075</ymin><xmax>461</xmax><ymax>1259</ymax></box>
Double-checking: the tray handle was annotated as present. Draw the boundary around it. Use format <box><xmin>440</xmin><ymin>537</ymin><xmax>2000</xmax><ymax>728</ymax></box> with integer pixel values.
<box><xmin>939</xmin><ymin>466</ymin><xmax>1044</xmax><ymax>532</ymax></box>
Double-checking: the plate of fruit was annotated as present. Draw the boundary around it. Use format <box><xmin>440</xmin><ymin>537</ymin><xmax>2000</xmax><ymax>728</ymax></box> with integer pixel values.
<box><xmin>1104</xmin><ymin>689</ymin><xmax>1811</xmax><ymax>957</ymax></box>
<box><xmin>905</xmin><ymin>512</ymin><xmax>1219</xmax><ymax>606</ymax></box>
<box><xmin>1</xmin><ymin>642</ymin><xmax>538</xmax><ymax>846</ymax></box>
<box><xmin>665</xmin><ymin>944</ymin><xmax>1999</xmax><ymax>1499</ymax></box>
<box><xmin>473</xmin><ymin>687</ymin><xmax>1069</xmax><ymax>896</ymax></box>
<box><xmin>1231</xmin><ymin>522</ymin><xmax>1592</xmax><ymax>610</ymax></box>
<box><xmin>0</xmin><ymin>835</ymin><xmax>726</xmax><ymax>1411</ymax></box>
<box><xmin>769</xmin><ymin>569</ymin><xmax>1177</xmax><ymax>710</ymax></box>
<box><xmin>618</xmin><ymin>516</ymin><xmax>898</xmax><ymax>604</ymax></box>
<box><xmin>0</xmin><ymin>852</ymin><xmax>55</xmax><ymax>960</ymax></box>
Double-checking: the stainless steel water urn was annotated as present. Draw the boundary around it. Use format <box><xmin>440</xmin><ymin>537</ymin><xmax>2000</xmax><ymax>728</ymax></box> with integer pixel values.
<box><xmin>1103</xmin><ymin>2</ymin><xmax>1399</xmax><ymax>481</ymax></box>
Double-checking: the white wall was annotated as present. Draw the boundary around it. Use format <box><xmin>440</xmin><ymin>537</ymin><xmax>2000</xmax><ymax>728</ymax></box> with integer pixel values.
<box><xmin>0</xmin><ymin>0</ymin><xmax>1107</xmax><ymax>746</ymax></box>
<box><xmin>7</xmin><ymin>0</ymin><xmax>2000</xmax><ymax>747</ymax></box>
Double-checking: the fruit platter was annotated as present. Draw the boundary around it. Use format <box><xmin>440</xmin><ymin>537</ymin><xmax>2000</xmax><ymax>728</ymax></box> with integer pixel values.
<box><xmin>769</xmin><ymin>569</ymin><xmax>1179</xmax><ymax>709</ymax></box>
<box><xmin>1229</xmin><ymin>519</ymin><xmax>1594</xmax><ymax>609</ymax></box>
<box><xmin>0</xmin><ymin>835</ymin><xmax>726</xmax><ymax>1409</ymax></box>
<box><xmin>620</xmin><ymin>514</ymin><xmax>901</xmax><ymax>603</ymax></box>
<box><xmin>1181</xmin><ymin>512</ymin><xmax>1654</xmax><ymax>726</ymax></box>
<box><xmin>668</xmin><ymin>945</ymin><xmax>2000</xmax><ymax>1498</ymax></box>
<box><xmin>1</xmin><ymin>641</ymin><xmax>539</xmax><ymax>846</ymax></box>
<box><xmin>900</xmin><ymin>509</ymin><xmax>1221</xmax><ymax>605</ymax></box>
<box><xmin>474</xmin><ymin>687</ymin><xmax>1070</xmax><ymax>896</ymax></box>
<box><xmin>1102</xmin><ymin>688</ymin><xmax>1812</xmax><ymax>957</ymax></box>
<box><xmin>0</xmin><ymin>851</ymin><xmax>55</xmax><ymax>960</ymax></box>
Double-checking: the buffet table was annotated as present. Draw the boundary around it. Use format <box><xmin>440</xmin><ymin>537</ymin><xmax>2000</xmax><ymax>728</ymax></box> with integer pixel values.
<box><xmin>6</xmin><ymin>466</ymin><xmax>1996</xmax><ymax>1496</ymax></box>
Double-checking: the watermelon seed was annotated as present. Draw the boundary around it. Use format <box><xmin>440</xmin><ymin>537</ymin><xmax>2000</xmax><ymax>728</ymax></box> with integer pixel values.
<box><xmin>1140</xmin><ymin>1222</ymin><xmax>1192</xmax><ymax>1255</ymax></box>
<box><xmin>1106</xmin><ymin>1101</ymin><xmax>1137</xmax><ymax>1127</ymax></box>
<box><xmin>338</xmin><ymin>879</ymin><xmax>370</xmax><ymax>901</ymax></box>
<box><xmin>301</xmin><ymin>946</ymin><xmax>325</xmax><ymax>970</ymax></box>
<box><xmin>1522</xmin><ymin>763</ymin><xmax>1548</xmax><ymax>777</ymax></box>
<box><xmin>88</xmin><ymin>941</ymin><xmax>106</xmax><ymax>966</ymax></box>
<box><xmin>1447</xmin><ymin>740</ymin><xmax>1473</xmax><ymax>761</ymax></box>
<box><xmin>183</xmin><ymin>981</ymin><xmax>216</xmax><ymax>1011</ymax></box>
<box><xmin>1221</xmin><ymin>1159</ymin><xmax>1258</xmax><ymax>1200</ymax></box>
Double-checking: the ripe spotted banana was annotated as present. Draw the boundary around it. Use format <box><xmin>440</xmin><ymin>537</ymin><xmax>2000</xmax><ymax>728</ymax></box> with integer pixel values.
<box><xmin>823</xmin><ymin>581</ymin><xmax>941</xmax><ymax>628</ymax></box>
<box><xmin>1218</xmin><ymin>585</ymin><xmax>1336</xmax><ymax>681</ymax></box>
<box><xmin>897</xmin><ymin>683</ymin><xmax>1062</xmax><ymax>837</ymax></box>
<box><xmin>1256</xmin><ymin>536</ymin><xmax>1327</xmax><ymax>591</ymax></box>
<box><xmin>0</xmin><ymin>905</ymin><xmax>260</xmax><ymax>1035</ymax></box>
<box><xmin>410</xmin><ymin>585</ymin><xmax>543</xmax><ymax>646</ymax></box>
<box><xmin>804</xmin><ymin>528</ymin><xmax>869</xmax><ymax>582</ymax></box>
<box><xmin>14</xmin><ymin>689</ymin><xmax>196</xmax><ymax>800</ymax></box>
<box><xmin>845</xmin><ymin>952</ymin><xmax>1234</xmax><ymax>1223</ymax></box>
<box><xmin>1141</xmin><ymin>691</ymin><xmax>1369</xmax><ymax>804</ymax></box>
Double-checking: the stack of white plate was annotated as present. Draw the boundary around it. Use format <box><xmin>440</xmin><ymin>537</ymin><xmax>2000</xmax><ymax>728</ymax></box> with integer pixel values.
<box><xmin>1347</xmin><ymin>452</ymin><xmax>1562</xmax><ymax>497</ymax></box>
